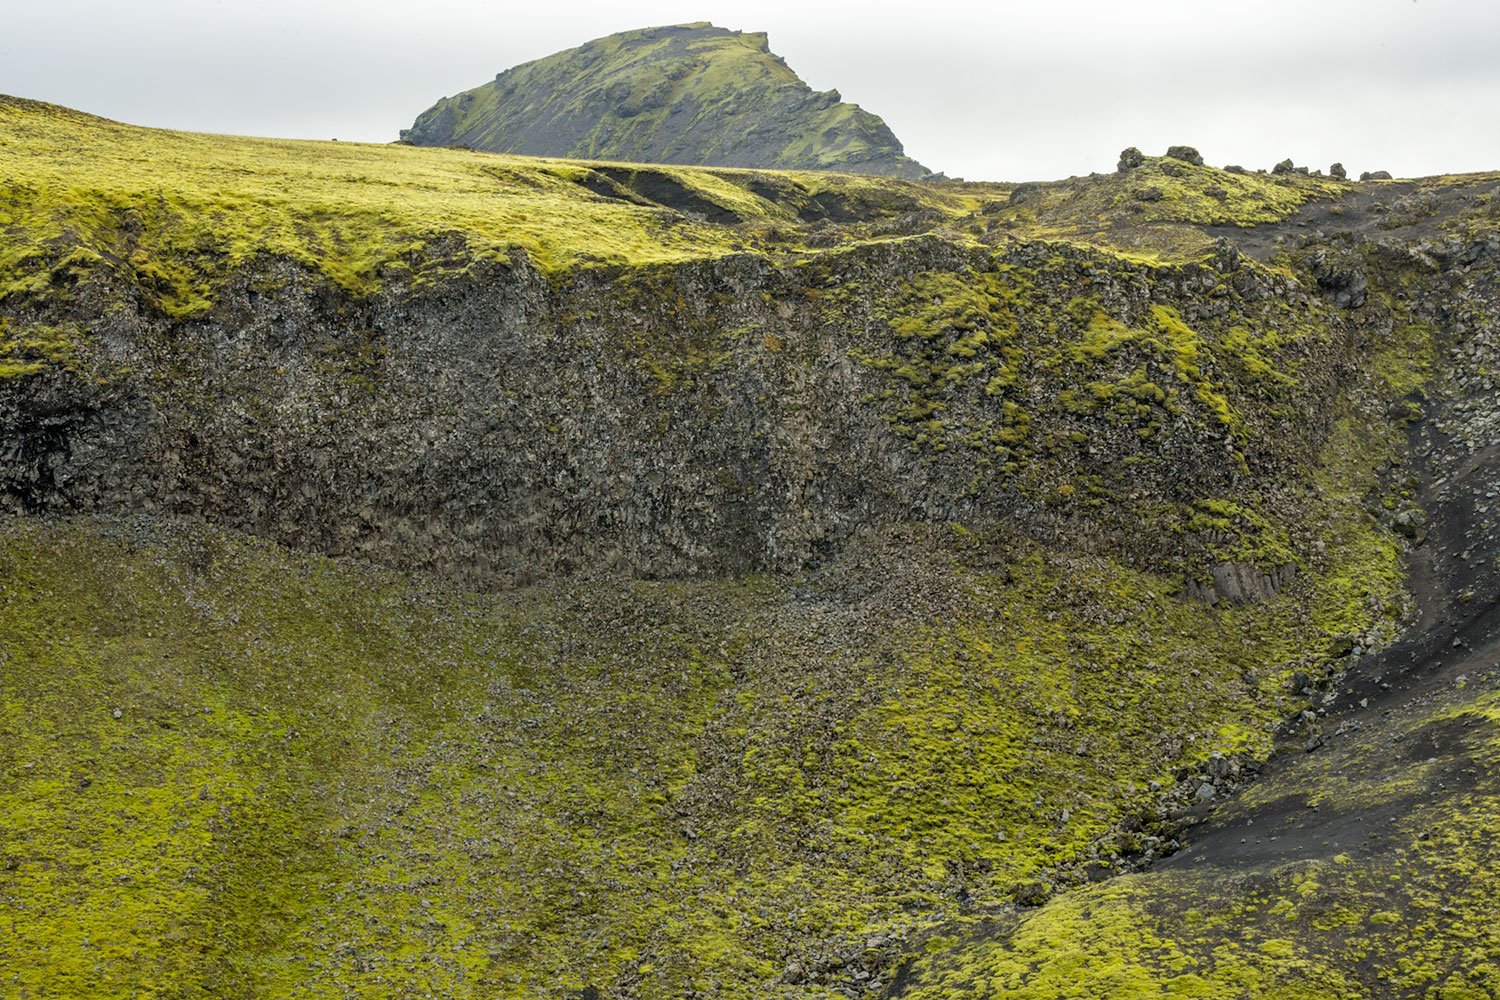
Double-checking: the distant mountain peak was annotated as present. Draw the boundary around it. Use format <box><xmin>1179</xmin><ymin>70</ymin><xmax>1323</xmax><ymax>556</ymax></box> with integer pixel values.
<box><xmin>401</xmin><ymin>23</ymin><xmax>934</xmax><ymax>178</ymax></box>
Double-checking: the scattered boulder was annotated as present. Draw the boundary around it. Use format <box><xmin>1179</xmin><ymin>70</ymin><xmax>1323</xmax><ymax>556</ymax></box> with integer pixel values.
<box><xmin>1014</xmin><ymin>881</ymin><xmax>1051</xmax><ymax>907</ymax></box>
<box><xmin>1117</xmin><ymin>147</ymin><xmax>1145</xmax><ymax>172</ymax></box>
<box><xmin>1330</xmin><ymin>162</ymin><xmax>1348</xmax><ymax>180</ymax></box>
<box><xmin>1008</xmin><ymin>182</ymin><xmax>1040</xmax><ymax>205</ymax></box>
<box><xmin>1361</xmin><ymin>170</ymin><xmax>1394</xmax><ymax>181</ymax></box>
<box><xmin>1272</xmin><ymin>158</ymin><xmax>1296</xmax><ymax>175</ymax></box>
<box><xmin>1166</xmin><ymin>145</ymin><xmax>1204</xmax><ymax>166</ymax></box>
<box><xmin>1394</xmin><ymin>508</ymin><xmax>1429</xmax><ymax>541</ymax></box>
<box><xmin>1134</xmin><ymin>185</ymin><xmax>1164</xmax><ymax>203</ymax></box>
<box><xmin>1224</xmin><ymin>165</ymin><xmax>1248</xmax><ymax>175</ymax></box>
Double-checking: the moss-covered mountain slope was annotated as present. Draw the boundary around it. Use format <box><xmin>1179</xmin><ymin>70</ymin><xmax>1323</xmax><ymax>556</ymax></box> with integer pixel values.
<box><xmin>4</xmin><ymin>95</ymin><xmax>1500</xmax><ymax>997</ymax></box>
<box><xmin>401</xmin><ymin>23</ymin><xmax>932</xmax><ymax>178</ymax></box>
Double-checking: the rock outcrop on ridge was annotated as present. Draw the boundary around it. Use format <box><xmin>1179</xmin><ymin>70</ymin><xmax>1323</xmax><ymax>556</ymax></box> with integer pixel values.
<box><xmin>401</xmin><ymin>23</ymin><xmax>933</xmax><ymax>178</ymax></box>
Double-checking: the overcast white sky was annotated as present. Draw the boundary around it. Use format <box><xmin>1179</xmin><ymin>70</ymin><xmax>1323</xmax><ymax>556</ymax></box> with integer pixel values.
<box><xmin>5</xmin><ymin>0</ymin><xmax>1498</xmax><ymax>181</ymax></box>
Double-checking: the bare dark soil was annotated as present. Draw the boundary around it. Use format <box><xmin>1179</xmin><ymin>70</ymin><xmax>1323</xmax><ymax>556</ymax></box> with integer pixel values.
<box><xmin>1164</xmin><ymin>241</ymin><xmax>1500</xmax><ymax>877</ymax></box>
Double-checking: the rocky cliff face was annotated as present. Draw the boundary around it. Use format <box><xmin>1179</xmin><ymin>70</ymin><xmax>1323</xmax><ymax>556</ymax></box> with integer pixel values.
<box><xmin>401</xmin><ymin>23</ymin><xmax>933</xmax><ymax>178</ymax></box>
<box><xmin>1</xmin><ymin>233</ymin><xmax>1377</xmax><ymax>593</ymax></box>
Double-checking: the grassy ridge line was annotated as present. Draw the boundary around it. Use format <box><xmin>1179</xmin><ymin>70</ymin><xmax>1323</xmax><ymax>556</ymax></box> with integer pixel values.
<box><xmin>0</xmin><ymin>96</ymin><xmax>985</xmax><ymax>317</ymax></box>
<box><xmin>1</xmin><ymin>96</ymin><xmax>1362</xmax><ymax>323</ymax></box>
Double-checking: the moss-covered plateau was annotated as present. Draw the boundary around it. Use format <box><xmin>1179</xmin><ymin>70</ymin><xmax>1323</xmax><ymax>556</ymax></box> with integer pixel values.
<box><xmin>3</xmin><ymin>93</ymin><xmax>1500</xmax><ymax>997</ymax></box>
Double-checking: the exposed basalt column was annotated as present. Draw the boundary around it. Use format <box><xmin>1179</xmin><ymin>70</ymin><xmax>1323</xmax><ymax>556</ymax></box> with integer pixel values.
<box><xmin>1184</xmin><ymin>562</ymin><xmax>1297</xmax><ymax>606</ymax></box>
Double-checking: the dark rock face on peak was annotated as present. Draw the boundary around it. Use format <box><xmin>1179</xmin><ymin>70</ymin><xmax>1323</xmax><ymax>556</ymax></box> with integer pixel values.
<box><xmin>401</xmin><ymin>23</ymin><xmax>933</xmax><ymax>178</ymax></box>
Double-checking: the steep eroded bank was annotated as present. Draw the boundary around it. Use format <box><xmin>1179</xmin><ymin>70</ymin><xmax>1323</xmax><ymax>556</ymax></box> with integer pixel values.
<box><xmin>894</xmin><ymin>182</ymin><xmax>1500</xmax><ymax>1000</ymax></box>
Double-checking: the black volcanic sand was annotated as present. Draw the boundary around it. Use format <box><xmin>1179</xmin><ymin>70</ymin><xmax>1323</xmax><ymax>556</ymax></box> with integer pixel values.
<box><xmin>1164</xmin><ymin>405</ymin><xmax>1500</xmax><ymax>872</ymax></box>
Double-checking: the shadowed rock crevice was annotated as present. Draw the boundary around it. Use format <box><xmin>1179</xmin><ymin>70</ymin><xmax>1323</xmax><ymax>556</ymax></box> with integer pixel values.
<box><xmin>592</xmin><ymin>166</ymin><xmax>745</xmax><ymax>223</ymax></box>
